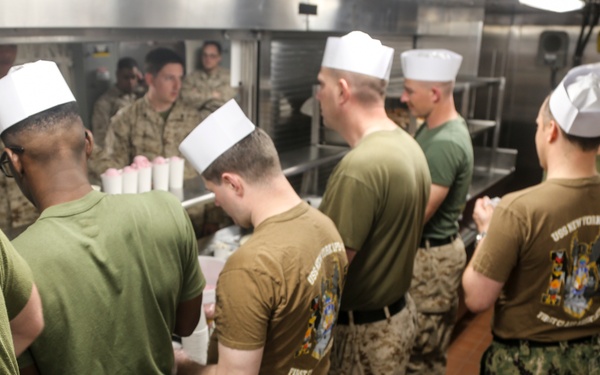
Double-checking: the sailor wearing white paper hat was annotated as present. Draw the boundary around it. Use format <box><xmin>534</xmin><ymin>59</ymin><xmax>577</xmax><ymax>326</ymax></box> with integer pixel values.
<box><xmin>0</xmin><ymin>60</ymin><xmax>206</xmax><ymax>375</ymax></box>
<box><xmin>463</xmin><ymin>63</ymin><xmax>600</xmax><ymax>374</ymax></box>
<box><xmin>176</xmin><ymin>99</ymin><xmax>347</xmax><ymax>374</ymax></box>
<box><xmin>400</xmin><ymin>49</ymin><xmax>474</xmax><ymax>375</ymax></box>
<box><xmin>316</xmin><ymin>31</ymin><xmax>431</xmax><ymax>374</ymax></box>
<box><xmin>0</xmin><ymin>54</ymin><xmax>50</xmax><ymax>233</ymax></box>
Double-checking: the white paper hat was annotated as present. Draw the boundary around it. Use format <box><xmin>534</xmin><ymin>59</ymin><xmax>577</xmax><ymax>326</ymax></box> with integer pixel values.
<box><xmin>549</xmin><ymin>63</ymin><xmax>600</xmax><ymax>137</ymax></box>
<box><xmin>0</xmin><ymin>60</ymin><xmax>75</xmax><ymax>134</ymax></box>
<box><xmin>321</xmin><ymin>31</ymin><xmax>394</xmax><ymax>81</ymax></box>
<box><xmin>400</xmin><ymin>49</ymin><xmax>463</xmax><ymax>82</ymax></box>
<box><xmin>179</xmin><ymin>99</ymin><xmax>255</xmax><ymax>174</ymax></box>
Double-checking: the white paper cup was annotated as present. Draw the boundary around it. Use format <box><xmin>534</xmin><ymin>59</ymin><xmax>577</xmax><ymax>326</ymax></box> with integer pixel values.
<box><xmin>122</xmin><ymin>169</ymin><xmax>139</xmax><ymax>194</ymax></box>
<box><xmin>152</xmin><ymin>163</ymin><xmax>170</xmax><ymax>191</ymax></box>
<box><xmin>137</xmin><ymin>166</ymin><xmax>152</xmax><ymax>193</ymax></box>
<box><xmin>169</xmin><ymin>157</ymin><xmax>185</xmax><ymax>189</ymax></box>
<box><xmin>170</xmin><ymin>187</ymin><xmax>184</xmax><ymax>201</ymax></box>
<box><xmin>214</xmin><ymin>246</ymin><xmax>233</xmax><ymax>261</ymax></box>
<box><xmin>101</xmin><ymin>174</ymin><xmax>122</xmax><ymax>194</ymax></box>
<box><xmin>181</xmin><ymin>327</ymin><xmax>209</xmax><ymax>365</ymax></box>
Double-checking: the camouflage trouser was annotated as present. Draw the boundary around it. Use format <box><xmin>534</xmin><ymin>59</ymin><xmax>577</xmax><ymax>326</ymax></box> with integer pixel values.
<box><xmin>328</xmin><ymin>293</ymin><xmax>418</xmax><ymax>375</ymax></box>
<box><xmin>407</xmin><ymin>237</ymin><xmax>467</xmax><ymax>375</ymax></box>
<box><xmin>481</xmin><ymin>336</ymin><xmax>600</xmax><ymax>375</ymax></box>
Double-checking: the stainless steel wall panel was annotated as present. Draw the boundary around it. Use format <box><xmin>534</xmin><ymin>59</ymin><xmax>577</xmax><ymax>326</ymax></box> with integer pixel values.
<box><xmin>259</xmin><ymin>35</ymin><xmax>328</xmax><ymax>152</ymax></box>
<box><xmin>477</xmin><ymin>20</ymin><xmax>600</xmax><ymax>190</ymax></box>
<box><xmin>0</xmin><ymin>0</ymin><xmax>418</xmax><ymax>35</ymax></box>
<box><xmin>416</xmin><ymin>6</ymin><xmax>485</xmax><ymax>78</ymax></box>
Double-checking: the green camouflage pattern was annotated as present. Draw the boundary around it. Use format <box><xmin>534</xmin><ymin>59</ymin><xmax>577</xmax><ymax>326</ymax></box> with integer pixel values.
<box><xmin>91</xmin><ymin>85</ymin><xmax>137</xmax><ymax>148</ymax></box>
<box><xmin>481</xmin><ymin>337</ymin><xmax>600</xmax><ymax>375</ymax></box>
<box><xmin>180</xmin><ymin>67</ymin><xmax>237</xmax><ymax>113</ymax></box>
<box><xmin>407</xmin><ymin>238</ymin><xmax>467</xmax><ymax>374</ymax></box>
<box><xmin>328</xmin><ymin>294</ymin><xmax>418</xmax><ymax>375</ymax></box>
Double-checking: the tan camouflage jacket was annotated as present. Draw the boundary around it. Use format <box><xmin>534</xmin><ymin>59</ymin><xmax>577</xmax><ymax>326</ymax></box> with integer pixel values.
<box><xmin>91</xmin><ymin>85</ymin><xmax>137</xmax><ymax>148</ymax></box>
<box><xmin>89</xmin><ymin>96</ymin><xmax>208</xmax><ymax>181</ymax></box>
<box><xmin>180</xmin><ymin>67</ymin><xmax>237</xmax><ymax>112</ymax></box>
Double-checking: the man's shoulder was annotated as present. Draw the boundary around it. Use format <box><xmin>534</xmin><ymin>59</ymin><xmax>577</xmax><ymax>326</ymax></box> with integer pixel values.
<box><xmin>111</xmin><ymin>97</ymin><xmax>147</xmax><ymax>123</ymax></box>
<box><xmin>110</xmin><ymin>190</ymin><xmax>183</xmax><ymax>212</ymax></box>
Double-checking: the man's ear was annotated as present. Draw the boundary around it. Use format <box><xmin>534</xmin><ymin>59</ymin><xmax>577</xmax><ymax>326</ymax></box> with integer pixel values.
<box><xmin>145</xmin><ymin>72</ymin><xmax>154</xmax><ymax>87</ymax></box>
<box><xmin>431</xmin><ymin>86</ymin><xmax>442</xmax><ymax>103</ymax></box>
<box><xmin>221</xmin><ymin>173</ymin><xmax>244</xmax><ymax>197</ymax></box>
<box><xmin>338</xmin><ymin>78</ymin><xmax>351</xmax><ymax>105</ymax></box>
<box><xmin>548</xmin><ymin>120</ymin><xmax>560</xmax><ymax>143</ymax></box>
<box><xmin>84</xmin><ymin>130</ymin><xmax>94</xmax><ymax>159</ymax></box>
<box><xmin>7</xmin><ymin>148</ymin><xmax>23</xmax><ymax>177</ymax></box>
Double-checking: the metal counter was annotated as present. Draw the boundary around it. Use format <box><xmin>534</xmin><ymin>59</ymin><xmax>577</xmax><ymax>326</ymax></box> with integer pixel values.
<box><xmin>179</xmin><ymin>145</ymin><xmax>349</xmax><ymax>208</ymax></box>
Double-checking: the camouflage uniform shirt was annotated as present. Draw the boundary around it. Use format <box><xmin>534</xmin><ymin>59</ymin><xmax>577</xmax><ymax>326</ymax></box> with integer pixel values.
<box><xmin>180</xmin><ymin>67</ymin><xmax>237</xmax><ymax>113</ymax></box>
<box><xmin>91</xmin><ymin>85</ymin><xmax>137</xmax><ymax>148</ymax></box>
<box><xmin>90</xmin><ymin>96</ymin><xmax>207</xmax><ymax>180</ymax></box>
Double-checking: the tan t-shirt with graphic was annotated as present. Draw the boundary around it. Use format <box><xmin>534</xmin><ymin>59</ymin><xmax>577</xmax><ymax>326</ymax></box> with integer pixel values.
<box><xmin>209</xmin><ymin>202</ymin><xmax>347</xmax><ymax>374</ymax></box>
<box><xmin>472</xmin><ymin>176</ymin><xmax>600</xmax><ymax>342</ymax></box>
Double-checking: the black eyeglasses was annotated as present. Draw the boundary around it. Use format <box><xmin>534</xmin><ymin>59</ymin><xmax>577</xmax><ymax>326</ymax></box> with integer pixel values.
<box><xmin>0</xmin><ymin>146</ymin><xmax>24</xmax><ymax>178</ymax></box>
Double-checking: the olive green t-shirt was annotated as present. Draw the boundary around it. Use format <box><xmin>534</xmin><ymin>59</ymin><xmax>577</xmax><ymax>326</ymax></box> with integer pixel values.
<box><xmin>320</xmin><ymin>128</ymin><xmax>431</xmax><ymax>311</ymax></box>
<box><xmin>0</xmin><ymin>230</ymin><xmax>33</xmax><ymax>375</ymax></box>
<box><xmin>15</xmin><ymin>190</ymin><xmax>205</xmax><ymax>374</ymax></box>
<box><xmin>415</xmin><ymin>117</ymin><xmax>473</xmax><ymax>239</ymax></box>
<box><xmin>211</xmin><ymin>202</ymin><xmax>347</xmax><ymax>375</ymax></box>
<box><xmin>472</xmin><ymin>176</ymin><xmax>600</xmax><ymax>341</ymax></box>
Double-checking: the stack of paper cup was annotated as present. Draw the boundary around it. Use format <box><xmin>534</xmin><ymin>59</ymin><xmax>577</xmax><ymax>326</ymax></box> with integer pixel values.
<box><xmin>169</xmin><ymin>156</ymin><xmax>185</xmax><ymax>189</ymax></box>
<box><xmin>182</xmin><ymin>256</ymin><xmax>226</xmax><ymax>365</ymax></box>
<box><xmin>133</xmin><ymin>156</ymin><xmax>152</xmax><ymax>193</ymax></box>
<box><xmin>101</xmin><ymin>168</ymin><xmax>122</xmax><ymax>194</ymax></box>
<box><xmin>181</xmin><ymin>323</ymin><xmax>209</xmax><ymax>365</ymax></box>
<box><xmin>121</xmin><ymin>166</ymin><xmax>139</xmax><ymax>194</ymax></box>
<box><xmin>152</xmin><ymin>156</ymin><xmax>170</xmax><ymax>191</ymax></box>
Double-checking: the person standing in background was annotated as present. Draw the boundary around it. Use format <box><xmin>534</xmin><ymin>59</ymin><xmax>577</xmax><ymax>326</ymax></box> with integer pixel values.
<box><xmin>400</xmin><ymin>49</ymin><xmax>473</xmax><ymax>375</ymax></box>
<box><xmin>0</xmin><ymin>44</ymin><xmax>39</xmax><ymax>235</ymax></box>
<box><xmin>90</xmin><ymin>47</ymin><xmax>206</xmax><ymax>180</ymax></box>
<box><xmin>175</xmin><ymin>99</ymin><xmax>347</xmax><ymax>374</ymax></box>
<box><xmin>91</xmin><ymin>57</ymin><xmax>142</xmax><ymax>148</ymax></box>
<box><xmin>463</xmin><ymin>63</ymin><xmax>600</xmax><ymax>374</ymax></box>
<box><xmin>0</xmin><ymin>60</ymin><xmax>204</xmax><ymax>375</ymax></box>
<box><xmin>180</xmin><ymin>41</ymin><xmax>237</xmax><ymax>113</ymax></box>
<box><xmin>316</xmin><ymin>31</ymin><xmax>431</xmax><ymax>374</ymax></box>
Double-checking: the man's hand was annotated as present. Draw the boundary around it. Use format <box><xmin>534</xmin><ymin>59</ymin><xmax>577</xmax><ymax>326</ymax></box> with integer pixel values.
<box><xmin>473</xmin><ymin>196</ymin><xmax>498</xmax><ymax>233</ymax></box>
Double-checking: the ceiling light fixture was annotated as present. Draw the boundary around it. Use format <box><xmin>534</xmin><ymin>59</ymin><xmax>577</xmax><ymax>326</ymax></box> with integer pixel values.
<box><xmin>519</xmin><ymin>0</ymin><xmax>585</xmax><ymax>13</ymax></box>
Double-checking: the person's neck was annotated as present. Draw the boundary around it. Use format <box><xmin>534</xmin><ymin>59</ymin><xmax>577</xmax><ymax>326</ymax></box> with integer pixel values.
<box><xmin>546</xmin><ymin>150</ymin><xmax>598</xmax><ymax>180</ymax></box>
<box><xmin>425</xmin><ymin>99</ymin><xmax>459</xmax><ymax>129</ymax></box>
<box><xmin>335</xmin><ymin>106</ymin><xmax>397</xmax><ymax>148</ymax></box>
<box><xmin>203</xmin><ymin>67</ymin><xmax>218</xmax><ymax>76</ymax></box>
<box><xmin>249</xmin><ymin>175</ymin><xmax>303</xmax><ymax>228</ymax></box>
<box><xmin>32</xmin><ymin>168</ymin><xmax>93</xmax><ymax>212</ymax></box>
<box><xmin>146</xmin><ymin>93</ymin><xmax>174</xmax><ymax>113</ymax></box>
